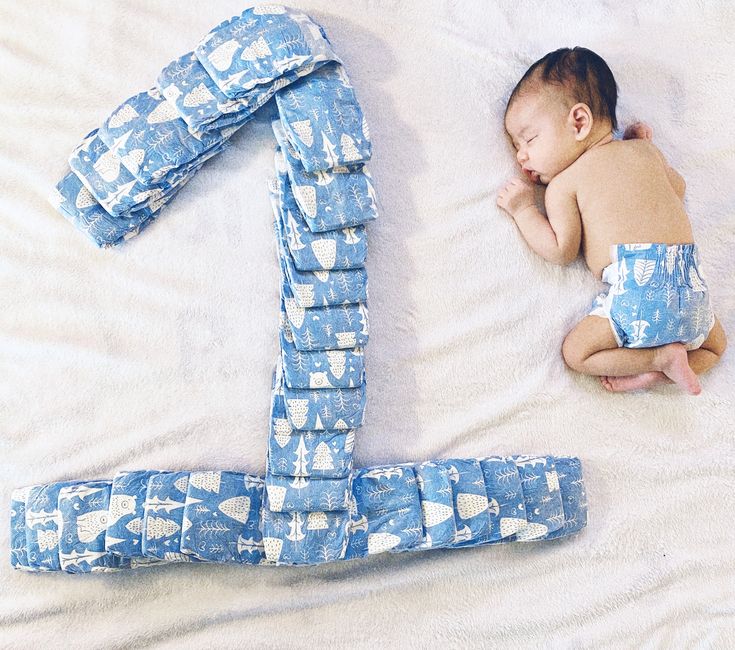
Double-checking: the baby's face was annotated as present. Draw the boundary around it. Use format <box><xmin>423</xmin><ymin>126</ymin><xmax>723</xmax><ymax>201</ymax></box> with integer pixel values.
<box><xmin>504</xmin><ymin>92</ymin><xmax>581</xmax><ymax>185</ymax></box>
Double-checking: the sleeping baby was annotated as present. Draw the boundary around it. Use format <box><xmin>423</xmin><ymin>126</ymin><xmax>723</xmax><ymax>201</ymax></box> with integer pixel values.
<box><xmin>496</xmin><ymin>47</ymin><xmax>726</xmax><ymax>394</ymax></box>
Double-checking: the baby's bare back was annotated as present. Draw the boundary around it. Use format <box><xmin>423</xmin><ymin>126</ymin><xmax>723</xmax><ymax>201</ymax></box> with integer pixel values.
<box><xmin>563</xmin><ymin>139</ymin><xmax>693</xmax><ymax>278</ymax></box>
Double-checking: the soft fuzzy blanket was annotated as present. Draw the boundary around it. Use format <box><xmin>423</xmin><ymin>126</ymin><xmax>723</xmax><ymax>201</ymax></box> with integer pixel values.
<box><xmin>1</xmin><ymin>1</ymin><xmax>733</xmax><ymax>647</ymax></box>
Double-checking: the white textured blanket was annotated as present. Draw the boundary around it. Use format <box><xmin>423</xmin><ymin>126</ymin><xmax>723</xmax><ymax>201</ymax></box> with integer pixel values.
<box><xmin>1</xmin><ymin>1</ymin><xmax>733</xmax><ymax>646</ymax></box>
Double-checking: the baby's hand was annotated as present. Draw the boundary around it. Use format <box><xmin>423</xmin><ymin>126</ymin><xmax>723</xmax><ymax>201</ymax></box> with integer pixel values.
<box><xmin>623</xmin><ymin>121</ymin><xmax>653</xmax><ymax>141</ymax></box>
<box><xmin>496</xmin><ymin>177</ymin><xmax>537</xmax><ymax>218</ymax></box>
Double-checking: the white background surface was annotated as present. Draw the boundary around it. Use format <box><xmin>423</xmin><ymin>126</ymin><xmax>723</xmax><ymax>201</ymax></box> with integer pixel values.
<box><xmin>1</xmin><ymin>1</ymin><xmax>733</xmax><ymax>647</ymax></box>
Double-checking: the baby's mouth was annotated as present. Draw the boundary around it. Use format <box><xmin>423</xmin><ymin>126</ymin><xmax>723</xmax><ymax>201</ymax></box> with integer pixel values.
<box><xmin>524</xmin><ymin>168</ymin><xmax>539</xmax><ymax>182</ymax></box>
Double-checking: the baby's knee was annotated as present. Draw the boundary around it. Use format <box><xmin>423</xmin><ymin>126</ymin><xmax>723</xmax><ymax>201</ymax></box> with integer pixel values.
<box><xmin>561</xmin><ymin>333</ymin><xmax>586</xmax><ymax>372</ymax></box>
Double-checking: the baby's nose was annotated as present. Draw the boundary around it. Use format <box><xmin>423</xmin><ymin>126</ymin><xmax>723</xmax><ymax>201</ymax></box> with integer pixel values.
<box><xmin>516</xmin><ymin>149</ymin><xmax>528</xmax><ymax>164</ymax></box>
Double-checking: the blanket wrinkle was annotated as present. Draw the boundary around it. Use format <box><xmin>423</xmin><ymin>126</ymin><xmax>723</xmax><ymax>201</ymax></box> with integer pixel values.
<box><xmin>1</xmin><ymin>0</ymin><xmax>734</xmax><ymax>646</ymax></box>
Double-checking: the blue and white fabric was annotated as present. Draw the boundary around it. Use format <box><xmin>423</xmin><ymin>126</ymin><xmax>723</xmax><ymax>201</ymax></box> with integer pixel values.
<box><xmin>282</xmin><ymin>380</ymin><xmax>366</xmax><ymax>432</ymax></box>
<box><xmin>444</xmin><ymin>459</ymin><xmax>494</xmax><ymax>546</ymax></box>
<box><xmin>104</xmin><ymin>470</ymin><xmax>161</xmax><ymax>558</ymax></box>
<box><xmin>279</xmin><ymin>315</ymin><xmax>365</xmax><ymax>389</ymax></box>
<box><xmin>543</xmin><ymin>457</ymin><xmax>588</xmax><ymax>540</ymax></box>
<box><xmin>502</xmin><ymin>456</ymin><xmax>565</xmax><ymax>543</ymax></box>
<box><xmin>25</xmin><ymin>481</ymin><xmax>82</xmax><ymax>571</ymax></box>
<box><xmin>261</xmin><ymin>500</ymin><xmax>350</xmax><ymax>565</ymax></box>
<box><xmin>51</xmin><ymin>170</ymin><xmax>166</xmax><ymax>247</ymax></box>
<box><xmin>141</xmin><ymin>471</ymin><xmax>200</xmax><ymax>563</ymax></box>
<box><xmin>10</xmin><ymin>487</ymin><xmax>34</xmax><ymax>571</ymax></box>
<box><xmin>57</xmin><ymin>481</ymin><xmax>131</xmax><ymax>573</ymax></box>
<box><xmin>270</xmin><ymin>171</ymin><xmax>369</xmax><ymax>271</ymax></box>
<box><xmin>412</xmin><ymin>462</ymin><xmax>456</xmax><ymax>550</ymax></box>
<box><xmin>68</xmin><ymin>130</ymin><xmax>207</xmax><ymax>217</ymax></box>
<box><xmin>179</xmin><ymin>471</ymin><xmax>265</xmax><ymax>564</ymax></box>
<box><xmin>268</xmin><ymin>427</ymin><xmax>354</xmax><ymax>479</ymax></box>
<box><xmin>479</xmin><ymin>456</ymin><xmax>527</xmax><ymax>539</ymax></box>
<box><xmin>194</xmin><ymin>6</ymin><xmax>339</xmax><ymax>100</ymax></box>
<box><xmin>589</xmin><ymin>243</ymin><xmax>716</xmax><ymax>350</ymax></box>
<box><xmin>348</xmin><ymin>466</ymin><xmax>424</xmax><ymax>556</ymax></box>
<box><xmin>273</xmin><ymin>125</ymin><xmax>378</xmax><ymax>232</ymax></box>
<box><xmin>10</xmin><ymin>455</ymin><xmax>586</xmax><ymax>572</ymax></box>
<box><xmin>281</xmin><ymin>288</ymin><xmax>369</xmax><ymax>351</ymax></box>
<box><xmin>98</xmin><ymin>88</ymin><xmax>225</xmax><ymax>186</ymax></box>
<box><xmin>271</xmin><ymin>361</ymin><xmax>366</xmax><ymax>431</ymax></box>
<box><xmin>275</xmin><ymin>61</ymin><xmax>371</xmax><ymax>172</ymax></box>
<box><xmin>157</xmin><ymin>52</ymin><xmax>257</xmax><ymax>134</ymax></box>
<box><xmin>276</xmin><ymin>219</ymin><xmax>369</xmax><ymax>307</ymax></box>
<box><xmin>265</xmin><ymin>473</ymin><xmax>352</xmax><ymax>513</ymax></box>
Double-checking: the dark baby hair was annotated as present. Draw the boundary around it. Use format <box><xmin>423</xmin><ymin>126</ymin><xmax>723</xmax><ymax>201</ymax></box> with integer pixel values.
<box><xmin>506</xmin><ymin>47</ymin><xmax>618</xmax><ymax>131</ymax></box>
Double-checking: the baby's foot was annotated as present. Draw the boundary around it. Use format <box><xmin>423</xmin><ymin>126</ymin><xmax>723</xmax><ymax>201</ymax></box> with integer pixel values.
<box><xmin>653</xmin><ymin>343</ymin><xmax>701</xmax><ymax>395</ymax></box>
<box><xmin>600</xmin><ymin>372</ymin><xmax>669</xmax><ymax>393</ymax></box>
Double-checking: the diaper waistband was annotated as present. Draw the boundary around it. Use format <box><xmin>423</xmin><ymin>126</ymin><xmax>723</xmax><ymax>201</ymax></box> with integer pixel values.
<box><xmin>604</xmin><ymin>243</ymin><xmax>705</xmax><ymax>289</ymax></box>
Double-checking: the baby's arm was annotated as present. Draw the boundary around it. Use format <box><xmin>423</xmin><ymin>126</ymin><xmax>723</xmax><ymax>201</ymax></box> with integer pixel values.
<box><xmin>496</xmin><ymin>176</ymin><xmax>581</xmax><ymax>265</ymax></box>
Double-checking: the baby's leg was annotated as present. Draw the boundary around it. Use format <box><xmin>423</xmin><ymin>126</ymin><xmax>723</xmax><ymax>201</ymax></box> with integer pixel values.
<box><xmin>600</xmin><ymin>318</ymin><xmax>727</xmax><ymax>393</ymax></box>
<box><xmin>562</xmin><ymin>316</ymin><xmax>702</xmax><ymax>394</ymax></box>
<box><xmin>686</xmin><ymin>317</ymin><xmax>727</xmax><ymax>375</ymax></box>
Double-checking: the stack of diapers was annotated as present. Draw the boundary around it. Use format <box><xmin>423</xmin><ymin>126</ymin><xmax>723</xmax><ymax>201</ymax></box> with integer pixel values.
<box><xmin>10</xmin><ymin>457</ymin><xmax>587</xmax><ymax>572</ymax></box>
<box><xmin>50</xmin><ymin>5</ymin><xmax>341</xmax><ymax>248</ymax></box>
<box><xmin>260</xmin><ymin>53</ymin><xmax>376</xmax><ymax>564</ymax></box>
<box><xmin>17</xmin><ymin>5</ymin><xmax>589</xmax><ymax>574</ymax></box>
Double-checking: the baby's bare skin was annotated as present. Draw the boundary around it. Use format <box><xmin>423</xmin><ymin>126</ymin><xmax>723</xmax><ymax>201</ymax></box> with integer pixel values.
<box><xmin>497</xmin><ymin>91</ymin><xmax>727</xmax><ymax>394</ymax></box>
<box><xmin>551</xmin><ymin>138</ymin><xmax>693</xmax><ymax>279</ymax></box>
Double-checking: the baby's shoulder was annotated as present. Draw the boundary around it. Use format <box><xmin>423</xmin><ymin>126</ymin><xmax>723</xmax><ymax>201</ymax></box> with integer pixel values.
<box><xmin>577</xmin><ymin>139</ymin><xmax>663</xmax><ymax>177</ymax></box>
<box><xmin>605</xmin><ymin>138</ymin><xmax>663</xmax><ymax>164</ymax></box>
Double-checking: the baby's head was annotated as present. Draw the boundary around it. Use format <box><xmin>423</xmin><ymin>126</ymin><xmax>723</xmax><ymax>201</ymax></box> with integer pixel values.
<box><xmin>504</xmin><ymin>47</ymin><xmax>618</xmax><ymax>185</ymax></box>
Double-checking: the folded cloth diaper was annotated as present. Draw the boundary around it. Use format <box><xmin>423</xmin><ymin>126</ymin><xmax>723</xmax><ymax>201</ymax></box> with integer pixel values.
<box><xmin>157</xmin><ymin>52</ymin><xmax>257</xmax><ymax>134</ymax></box>
<box><xmin>273</xmin><ymin>131</ymin><xmax>378</xmax><ymax>232</ymax></box>
<box><xmin>69</xmin><ymin>130</ymin><xmax>205</xmax><ymax>218</ymax></box>
<box><xmin>25</xmin><ymin>481</ymin><xmax>83</xmax><ymax>571</ymax></box>
<box><xmin>269</xmin><ymin>173</ymin><xmax>368</xmax><ymax>271</ymax></box>
<box><xmin>51</xmin><ymin>169</ymin><xmax>182</xmax><ymax>248</ymax></box>
<box><xmin>57</xmin><ymin>481</ymin><xmax>131</xmax><ymax>573</ymax></box>
<box><xmin>141</xmin><ymin>471</ymin><xmax>201</xmax><ymax>562</ymax></box>
<box><xmin>276</xmin><ymin>219</ymin><xmax>368</xmax><ymax>307</ymax></box>
<box><xmin>281</xmin><ymin>287</ymin><xmax>369</xmax><ymax>352</ymax></box>
<box><xmin>274</xmin><ymin>368</ymin><xmax>366</xmax><ymax>431</ymax></box>
<box><xmin>194</xmin><ymin>5</ymin><xmax>339</xmax><ymax>100</ymax></box>
<box><xmin>504</xmin><ymin>456</ymin><xmax>565</xmax><ymax>542</ymax></box>
<box><xmin>179</xmin><ymin>471</ymin><xmax>265</xmax><ymax>563</ymax></box>
<box><xmin>443</xmin><ymin>459</ymin><xmax>492</xmax><ymax>545</ymax></box>
<box><xmin>98</xmin><ymin>87</ymin><xmax>224</xmax><ymax>186</ymax></box>
<box><xmin>264</xmin><ymin>473</ymin><xmax>352</xmax><ymax>512</ymax></box>
<box><xmin>411</xmin><ymin>462</ymin><xmax>456</xmax><ymax>550</ymax></box>
<box><xmin>261</xmin><ymin>498</ymin><xmax>350</xmax><ymax>565</ymax></box>
<box><xmin>275</xmin><ymin>62</ymin><xmax>372</xmax><ymax>172</ymax></box>
<box><xmin>543</xmin><ymin>456</ymin><xmax>588</xmax><ymax>540</ymax></box>
<box><xmin>268</xmin><ymin>427</ymin><xmax>354</xmax><ymax>479</ymax></box>
<box><xmin>347</xmin><ymin>465</ymin><xmax>424</xmax><ymax>556</ymax></box>
<box><xmin>279</xmin><ymin>314</ymin><xmax>365</xmax><ymax>389</ymax></box>
<box><xmin>104</xmin><ymin>470</ymin><xmax>161</xmax><ymax>558</ymax></box>
<box><xmin>589</xmin><ymin>243</ymin><xmax>716</xmax><ymax>350</ymax></box>
<box><xmin>10</xmin><ymin>487</ymin><xmax>34</xmax><ymax>571</ymax></box>
<box><xmin>478</xmin><ymin>457</ymin><xmax>527</xmax><ymax>540</ymax></box>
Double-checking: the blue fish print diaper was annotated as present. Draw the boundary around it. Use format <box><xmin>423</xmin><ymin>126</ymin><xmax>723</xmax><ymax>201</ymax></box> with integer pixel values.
<box><xmin>590</xmin><ymin>243</ymin><xmax>715</xmax><ymax>350</ymax></box>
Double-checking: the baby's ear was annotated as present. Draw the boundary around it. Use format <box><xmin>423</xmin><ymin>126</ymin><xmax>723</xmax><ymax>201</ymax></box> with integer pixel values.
<box><xmin>569</xmin><ymin>103</ymin><xmax>593</xmax><ymax>140</ymax></box>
